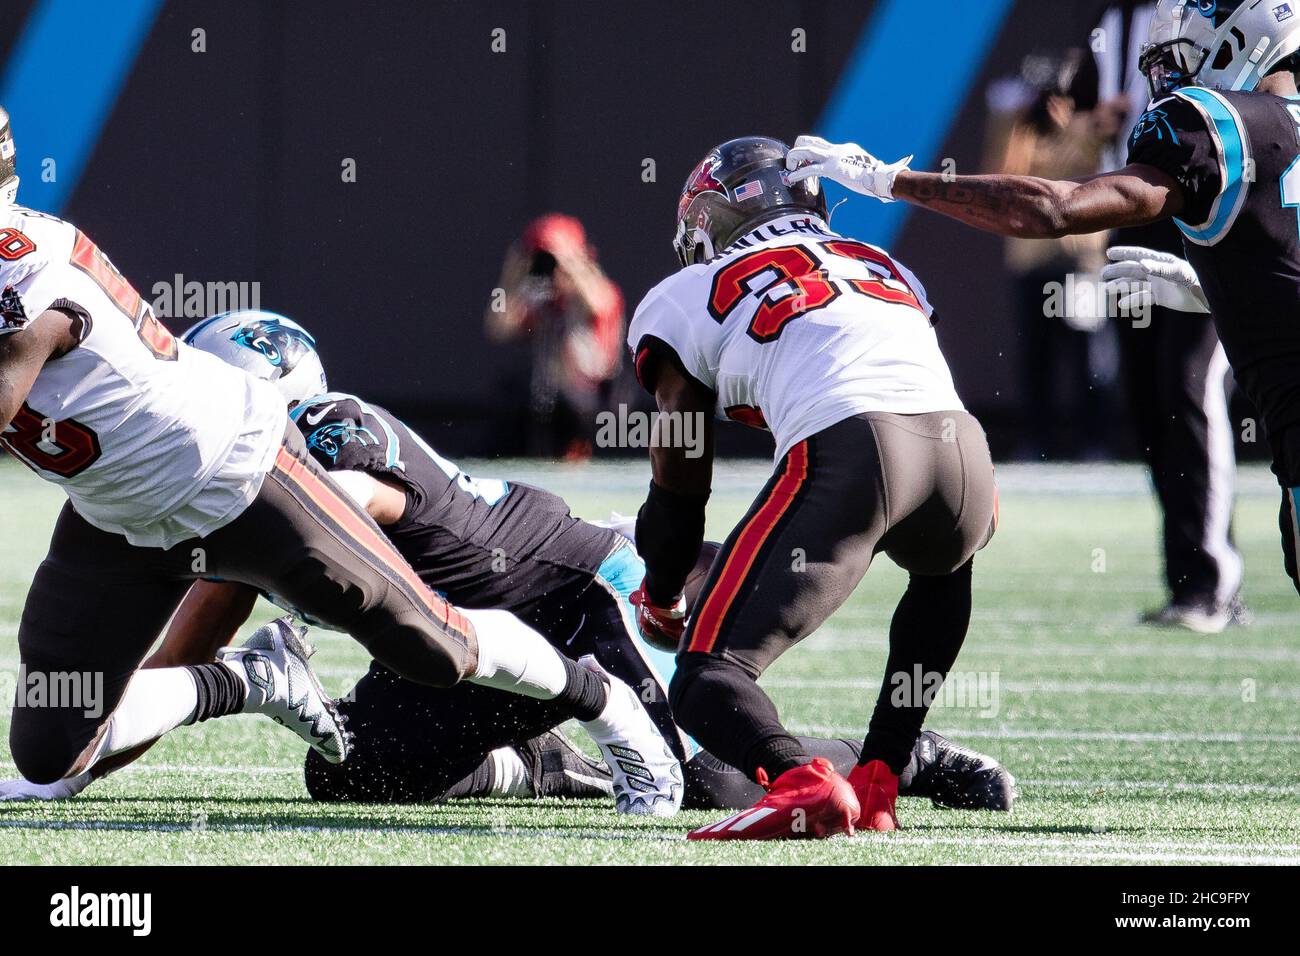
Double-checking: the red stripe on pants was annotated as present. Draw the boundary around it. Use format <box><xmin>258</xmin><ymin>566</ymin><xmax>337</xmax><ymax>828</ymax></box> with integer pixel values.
<box><xmin>688</xmin><ymin>441</ymin><xmax>810</xmax><ymax>654</ymax></box>
<box><xmin>273</xmin><ymin>448</ymin><xmax>474</xmax><ymax>641</ymax></box>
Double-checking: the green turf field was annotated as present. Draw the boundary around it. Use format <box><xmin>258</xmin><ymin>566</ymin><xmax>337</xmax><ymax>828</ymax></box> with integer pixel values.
<box><xmin>1</xmin><ymin>457</ymin><xmax>1298</xmax><ymax>865</ymax></box>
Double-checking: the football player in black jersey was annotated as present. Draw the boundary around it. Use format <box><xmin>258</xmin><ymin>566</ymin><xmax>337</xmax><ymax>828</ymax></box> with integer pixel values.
<box><xmin>2</xmin><ymin>312</ymin><xmax>1016</xmax><ymax>813</ymax></box>
<box><xmin>789</xmin><ymin>0</ymin><xmax>1300</xmax><ymax>603</ymax></box>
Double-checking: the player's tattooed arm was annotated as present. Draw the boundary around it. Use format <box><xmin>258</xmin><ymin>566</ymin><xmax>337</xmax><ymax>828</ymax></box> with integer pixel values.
<box><xmin>892</xmin><ymin>164</ymin><xmax>1184</xmax><ymax>239</ymax></box>
<box><xmin>0</xmin><ymin>308</ymin><xmax>79</xmax><ymax>430</ymax></box>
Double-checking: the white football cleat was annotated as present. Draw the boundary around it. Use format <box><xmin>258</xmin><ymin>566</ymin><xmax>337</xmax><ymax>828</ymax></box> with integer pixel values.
<box><xmin>576</xmin><ymin>655</ymin><xmax>682</xmax><ymax>817</ymax></box>
<box><xmin>219</xmin><ymin>617</ymin><xmax>351</xmax><ymax>764</ymax></box>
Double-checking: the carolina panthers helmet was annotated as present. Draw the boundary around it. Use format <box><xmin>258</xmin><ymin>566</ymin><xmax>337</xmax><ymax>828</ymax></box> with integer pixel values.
<box><xmin>0</xmin><ymin>107</ymin><xmax>18</xmax><ymax>207</ymax></box>
<box><xmin>673</xmin><ymin>136</ymin><xmax>828</xmax><ymax>267</ymax></box>
<box><xmin>1139</xmin><ymin>0</ymin><xmax>1300</xmax><ymax>97</ymax></box>
<box><xmin>183</xmin><ymin>310</ymin><xmax>328</xmax><ymax>408</ymax></box>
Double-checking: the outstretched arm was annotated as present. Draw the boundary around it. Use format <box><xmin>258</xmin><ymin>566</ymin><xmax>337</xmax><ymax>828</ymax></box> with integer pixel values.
<box><xmin>784</xmin><ymin>136</ymin><xmax>1185</xmax><ymax>240</ymax></box>
<box><xmin>891</xmin><ymin>165</ymin><xmax>1184</xmax><ymax>239</ymax></box>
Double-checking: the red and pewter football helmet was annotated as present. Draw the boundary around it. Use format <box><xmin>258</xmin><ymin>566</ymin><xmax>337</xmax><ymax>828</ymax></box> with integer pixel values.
<box><xmin>673</xmin><ymin>136</ymin><xmax>828</xmax><ymax>268</ymax></box>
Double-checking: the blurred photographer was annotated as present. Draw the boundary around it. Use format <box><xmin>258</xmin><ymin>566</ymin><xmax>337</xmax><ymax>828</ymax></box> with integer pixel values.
<box><xmin>486</xmin><ymin>214</ymin><xmax>625</xmax><ymax>460</ymax></box>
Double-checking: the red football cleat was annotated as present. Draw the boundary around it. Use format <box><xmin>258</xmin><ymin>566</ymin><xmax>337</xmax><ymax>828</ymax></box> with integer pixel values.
<box><xmin>848</xmin><ymin>759</ymin><xmax>900</xmax><ymax>832</ymax></box>
<box><xmin>687</xmin><ymin>757</ymin><xmax>860</xmax><ymax>841</ymax></box>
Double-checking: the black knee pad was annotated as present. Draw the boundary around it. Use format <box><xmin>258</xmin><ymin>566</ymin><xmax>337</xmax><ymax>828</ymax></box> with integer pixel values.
<box><xmin>358</xmin><ymin>609</ymin><xmax>467</xmax><ymax>689</ymax></box>
<box><xmin>9</xmin><ymin>723</ymin><xmax>78</xmax><ymax>786</ymax></box>
<box><xmin>669</xmin><ymin>653</ymin><xmax>753</xmax><ymax>738</ymax></box>
<box><xmin>667</xmin><ymin>652</ymin><xmax>710</xmax><ymax>721</ymax></box>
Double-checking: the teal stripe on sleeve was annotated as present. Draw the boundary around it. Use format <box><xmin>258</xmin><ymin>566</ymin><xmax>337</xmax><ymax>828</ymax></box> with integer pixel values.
<box><xmin>1173</xmin><ymin>88</ymin><xmax>1249</xmax><ymax>246</ymax></box>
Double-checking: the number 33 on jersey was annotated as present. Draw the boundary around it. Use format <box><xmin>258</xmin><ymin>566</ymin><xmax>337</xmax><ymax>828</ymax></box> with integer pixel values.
<box><xmin>628</xmin><ymin>213</ymin><xmax>963</xmax><ymax>463</ymax></box>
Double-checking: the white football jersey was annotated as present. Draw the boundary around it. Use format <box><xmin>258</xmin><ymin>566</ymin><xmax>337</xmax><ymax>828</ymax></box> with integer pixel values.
<box><xmin>0</xmin><ymin>206</ymin><xmax>286</xmax><ymax>548</ymax></box>
<box><xmin>628</xmin><ymin>214</ymin><xmax>964</xmax><ymax>462</ymax></box>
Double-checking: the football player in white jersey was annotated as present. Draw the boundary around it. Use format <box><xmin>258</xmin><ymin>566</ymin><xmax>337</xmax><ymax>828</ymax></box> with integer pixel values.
<box><xmin>0</xmin><ymin>107</ymin><xmax>680</xmax><ymax>813</ymax></box>
<box><xmin>2</xmin><ymin>311</ymin><xmax>1012</xmax><ymax>816</ymax></box>
<box><xmin>628</xmin><ymin>137</ymin><xmax>997</xmax><ymax>840</ymax></box>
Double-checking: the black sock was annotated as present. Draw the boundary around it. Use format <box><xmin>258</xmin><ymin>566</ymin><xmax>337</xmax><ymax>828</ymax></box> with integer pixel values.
<box><xmin>184</xmin><ymin>662</ymin><xmax>247</xmax><ymax>723</ymax></box>
<box><xmin>861</xmin><ymin>560</ymin><xmax>973</xmax><ymax>774</ymax></box>
<box><xmin>746</xmin><ymin>735</ymin><xmax>808</xmax><ymax>782</ymax></box>
<box><xmin>443</xmin><ymin>756</ymin><xmax>498</xmax><ymax>800</ymax></box>
<box><xmin>557</xmin><ymin>656</ymin><xmax>608</xmax><ymax>722</ymax></box>
<box><xmin>684</xmin><ymin>737</ymin><xmax>862</xmax><ymax>810</ymax></box>
<box><xmin>670</xmin><ymin>655</ymin><xmax>809</xmax><ymax>782</ymax></box>
<box><xmin>801</xmin><ymin>736</ymin><xmax>862</xmax><ymax>775</ymax></box>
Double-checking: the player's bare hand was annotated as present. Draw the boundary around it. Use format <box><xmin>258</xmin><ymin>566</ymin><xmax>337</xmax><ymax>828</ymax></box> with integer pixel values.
<box><xmin>785</xmin><ymin>135</ymin><xmax>912</xmax><ymax>202</ymax></box>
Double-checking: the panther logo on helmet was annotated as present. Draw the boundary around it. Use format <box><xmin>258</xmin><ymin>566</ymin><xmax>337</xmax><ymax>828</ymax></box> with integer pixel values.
<box><xmin>232</xmin><ymin>317</ymin><xmax>317</xmax><ymax>374</ymax></box>
<box><xmin>183</xmin><ymin>310</ymin><xmax>329</xmax><ymax>409</ymax></box>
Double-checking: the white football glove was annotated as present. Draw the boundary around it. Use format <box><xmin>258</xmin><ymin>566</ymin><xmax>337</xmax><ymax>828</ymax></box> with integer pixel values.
<box><xmin>785</xmin><ymin>135</ymin><xmax>912</xmax><ymax>203</ymax></box>
<box><xmin>1101</xmin><ymin>246</ymin><xmax>1210</xmax><ymax>315</ymax></box>
<box><xmin>0</xmin><ymin>771</ymin><xmax>92</xmax><ymax>801</ymax></box>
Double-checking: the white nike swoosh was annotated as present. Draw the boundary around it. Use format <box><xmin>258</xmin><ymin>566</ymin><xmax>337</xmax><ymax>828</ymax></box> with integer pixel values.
<box><xmin>564</xmin><ymin>769</ymin><xmax>614</xmax><ymax>794</ymax></box>
<box><xmin>303</xmin><ymin>403</ymin><xmax>337</xmax><ymax>426</ymax></box>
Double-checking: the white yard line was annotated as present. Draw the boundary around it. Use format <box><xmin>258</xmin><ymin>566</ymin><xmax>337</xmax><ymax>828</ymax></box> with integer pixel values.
<box><xmin>1032</xmin><ymin>849</ymin><xmax>1299</xmax><ymax>864</ymax></box>
<box><xmin>0</xmin><ymin>817</ymin><xmax>682</xmax><ymax>842</ymax></box>
<box><xmin>1019</xmin><ymin>777</ymin><xmax>1300</xmax><ymax>795</ymax></box>
<box><xmin>802</xmin><ymin>635</ymin><xmax>1300</xmax><ymax>662</ymax></box>
<box><xmin>0</xmin><ymin>817</ymin><xmax>1295</xmax><ymax>861</ymax></box>
<box><xmin>786</xmin><ymin>723</ymin><xmax>1300</xmax><ymax>744</ymax></box>
<box><xmin>4</xmin><ymin>760</ymin><xmax>1295</xmax><ymax>796</ymax></box>
<box><xmin>766</xmin><ymin>677</ymin><xmax>1300</xmax><ymax>700</ymax></box>
<box><xmin>0</xmin><ymin>760</ymin><xmax>296</xmax><ymax>777</ymax></box>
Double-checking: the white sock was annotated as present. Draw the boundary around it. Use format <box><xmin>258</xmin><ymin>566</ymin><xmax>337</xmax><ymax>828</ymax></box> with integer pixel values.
<box><xmin>86</xmin><ymin>667</ymin><xmax>201</xmax><ymax>769</ymax></box>
<box><xmin>464</xmin><ymin>608</ymin><xmax>568</xmax><ymax>700</ymax></box>
<box><xmin>488</xmin><ymin>747</ymin><xmax>532</xmax><ymax>797</ymax></box>
<box><xmin>576</xmin><ymin>656</ymin><xmax>635</xmax><ymax>739</ymax></box>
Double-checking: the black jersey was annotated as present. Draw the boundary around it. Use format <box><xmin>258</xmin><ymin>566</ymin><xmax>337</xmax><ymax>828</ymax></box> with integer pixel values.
<box><xmin>289</xmin><ymin>393</ymin><xmax>621</xmax><ymax>615</ymax></box>
<box><xmin>1128</xmin><ymin>86</ymin><xmax>1300</xmax><ymax>440</ymax></box>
